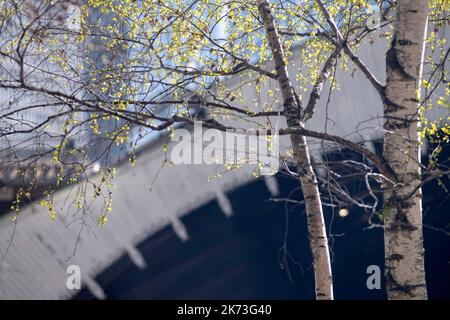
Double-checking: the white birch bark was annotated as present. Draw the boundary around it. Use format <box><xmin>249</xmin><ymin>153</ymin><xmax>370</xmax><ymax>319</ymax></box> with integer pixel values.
<box><xmin>257</xmin><ymin>0</ymin><xmax>333</xmax><ymax>300</ymax></box>
<box><xmin>383</xmin><ymin>0</ymin><xmax>429</xmax><ymax>300</ymax></box>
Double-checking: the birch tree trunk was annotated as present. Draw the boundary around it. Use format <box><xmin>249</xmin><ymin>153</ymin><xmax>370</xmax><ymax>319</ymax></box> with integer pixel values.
<box><xmin>258</xmin><ymin>0</ymin><xmax>333</xmax><ymax>300</ymax></box>
<box><xmin>383</xmin><ymin>0</ymin><xmax>429</xmax><ymax>300</ymax></box>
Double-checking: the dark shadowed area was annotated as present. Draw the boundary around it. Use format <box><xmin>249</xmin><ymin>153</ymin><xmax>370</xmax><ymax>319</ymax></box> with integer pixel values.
<box><xmin>74</xmin><ymin>144</ymin><xmax>450</xmax><ymax>300</ymax></box>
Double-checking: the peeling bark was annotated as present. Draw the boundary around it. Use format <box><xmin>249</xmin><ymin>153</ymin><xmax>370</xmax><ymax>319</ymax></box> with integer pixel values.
<box><xmin>257</xmin><ymin>0</ymin><xmax>333</xmax><ymax>300</ymax></box>
<box><xmin>383</xmin><ymin>0</ymin><xmax>429</xmax><ymax>300</ymax></box>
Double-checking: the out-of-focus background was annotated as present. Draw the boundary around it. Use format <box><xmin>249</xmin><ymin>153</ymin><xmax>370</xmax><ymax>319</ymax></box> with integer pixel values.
<box><xmin>0</xmin><ymin>2</ymin><xmax>449</xmax><ymax>300</ymax></box>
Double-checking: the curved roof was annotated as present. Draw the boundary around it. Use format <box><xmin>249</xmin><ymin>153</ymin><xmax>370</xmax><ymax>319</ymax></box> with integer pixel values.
<box><xmin>0</xmin><ymin>140</ymin><xmax>260</xmax><ymax>299</ymax></box>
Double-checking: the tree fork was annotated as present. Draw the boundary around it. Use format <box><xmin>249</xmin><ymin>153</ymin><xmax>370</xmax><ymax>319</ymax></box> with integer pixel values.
<box><xmin>257</xmin><ymin>0</ymin><xmax>333</xmax><ymax>300</ymax></box>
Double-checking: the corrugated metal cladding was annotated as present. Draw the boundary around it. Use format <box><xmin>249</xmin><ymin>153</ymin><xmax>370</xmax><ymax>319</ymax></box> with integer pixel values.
<box><xmin>0</xmin><ymin>144</ymin><xmax>257</xmax><ymax>299</ymax></box>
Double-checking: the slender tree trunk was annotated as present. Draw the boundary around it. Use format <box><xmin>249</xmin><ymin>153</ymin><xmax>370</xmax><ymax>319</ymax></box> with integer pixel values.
<box><xmin>383</xmin><ymin>0</ymin><xmax>429</xmax><ymax>300</ymax></box>
<box><xmin>258</xmin><ymin>0</ymin><xmax>333</xmax><ymax>300</ymax></box>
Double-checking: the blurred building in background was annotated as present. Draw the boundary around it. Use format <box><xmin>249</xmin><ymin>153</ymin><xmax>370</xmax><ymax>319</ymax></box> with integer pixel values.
<box><xmin>83</xmin><ymin>4</ymin><xmax>130</xmax><ymax>166</ymax></box>
<box><xmin>0</xmin><ymin>2</ymin><xmax>83</xmax><ymax>203</ymax></box>
<box><xmin>0</xmin><ymin>2</ymin><xmax>129</xmax><ymax>204</ymax></box>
